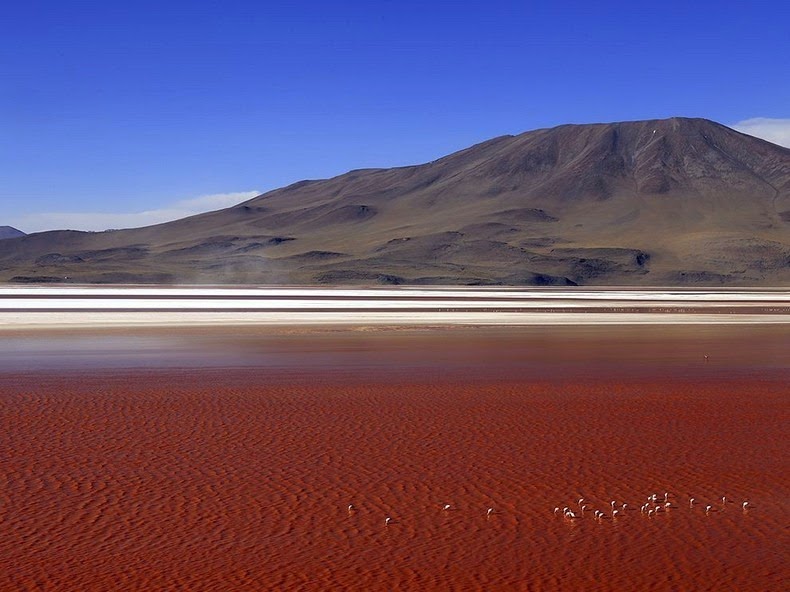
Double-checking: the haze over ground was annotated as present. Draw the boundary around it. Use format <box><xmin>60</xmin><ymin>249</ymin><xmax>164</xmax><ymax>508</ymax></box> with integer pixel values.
<box><xmin>3</xmin><ymin>1</ymin><xmax>789</xmax><ymax>233</ymax></box>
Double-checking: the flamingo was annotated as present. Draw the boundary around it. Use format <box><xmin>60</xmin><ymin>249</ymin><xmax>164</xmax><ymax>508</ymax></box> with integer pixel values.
<box><xmin>385</xmin><ymin>517</ymin><xmax>392</xmax><ymax>526</ymax></box>
<box><xmin>613</xmin><ymin>510</ymin><xmax>620</xmax><ymax>517</ymax></box>
<box><xmin>554</xmin><ymin>507</ymin><xmax>561</xmax><ymax>515</ymax></box>
<box><xmin>487</xmin><ymin>508</ymin><xmax>494</xmax><ymax>517</ymax></box>
<box><xmin>622</xmin><ymin>503</ymin><xmax>628</xmax><ymax>511</ymax></box>
<box><xmin>689</xmin><ymin>498</ymin><xmax>695</xmax><ymax>507</ymax></box>
<box><xmin>721</xmin><ymin>496</ymin><xmax>727</xmax><ymax>505</ymax></box>
<box><xmin>742</xmin><ymin>501</ymin><xmax>749</xmax><ymax>510</ymax></box>
<box><xmin>705</xmin><ymin>505</ymin><xmax>712</xmax><ymax>514</ymax></box>
<box><xmin>611</xmin><ymin>500</ymin><xmax>616</xmax><ymax>510</ymax></box>
<box><xmin>664</xmin><ymin>492</ymin><xmax>669</xmax><ymax>502</ymax></box>
<box><xmin>443</xmin><ymin>504</ymin><xmax>451</xmax><ymax>511</ymax></box>
<box><xmin>665</xmin><ymin>502</ymin><xmax>671</xmax><ymax>509</ymax></box>
<box><xmin>348</xmin><ymin>504</ymin><xmax>355</xmax><ymax>512</ymax></box>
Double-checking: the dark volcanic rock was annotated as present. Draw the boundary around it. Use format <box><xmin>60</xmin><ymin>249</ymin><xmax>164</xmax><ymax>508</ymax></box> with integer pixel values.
<box><xmin>314</xmin><ymin>270</ymin><xmax>405</xmax><ymax>285</ymax></box>
<box><xmin>35</xmin><ymin>253</ymin><xmax>85</xmax><ymax>265</ymax></box>
<box><xmin>10</xmin><ymin>275</ymin><xmax>69</xmax><ymax>283</ymax></box>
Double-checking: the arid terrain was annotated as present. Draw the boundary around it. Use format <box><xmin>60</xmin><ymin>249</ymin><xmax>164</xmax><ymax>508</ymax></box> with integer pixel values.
<box><xmin>3</xmin><ymin>3</ymin><xmax>787</xmax><ymax>590</ymax></box>
<box><xmin>3</xmin><ymin>117</ymin><xmax>789</xmax><ymax>286</ymax></box>
<box><xmin>1</xmin><ymin>323</ymin><xmax>788</xmax><ymax>591</ymax></box>
<box><xmin>2</xmin><ymin>116</ymin><xmax>789</xmax><ymax>590</ymax></box>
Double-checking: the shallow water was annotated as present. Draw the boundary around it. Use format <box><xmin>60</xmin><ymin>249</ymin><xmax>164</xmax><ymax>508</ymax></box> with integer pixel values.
<box><xmin>0</xmin><ymin>324</ymin><xmax>788</xmax><ymax>376</ymax></box>
<box><xmin>1</xmin><ymin>326</ymin><xmax>787</xmax><ymax>590</ymax></box>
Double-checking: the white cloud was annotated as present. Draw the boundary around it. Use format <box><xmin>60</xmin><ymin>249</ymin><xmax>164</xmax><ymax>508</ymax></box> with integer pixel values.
<box><xmin>730</xmin><ymin>117</ymin><xmax>790</xmax><ymax>148</ymax></box>
<box><xmin>12</xmin><ymin>190</ymin><xmax>260</xmax><ymax>234</ymax></box>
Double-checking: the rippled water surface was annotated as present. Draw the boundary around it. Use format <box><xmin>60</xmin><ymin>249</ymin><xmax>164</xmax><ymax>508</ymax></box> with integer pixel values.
<box><xmin>1</xmin><ymin>325</ymin><xmax>787</xmax><ymax>590</ymax></box>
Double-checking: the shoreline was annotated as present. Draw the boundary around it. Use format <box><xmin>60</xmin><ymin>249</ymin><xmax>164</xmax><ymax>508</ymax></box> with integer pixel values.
<box><xmin>3</xmin><ymin>312</ymin><xmax>790</xmax><ymax>331</ymax></box>
<box><xmin>2</xmin><ymin>286</ymin><xmax>788</xmax><ymax>330</ymax></box>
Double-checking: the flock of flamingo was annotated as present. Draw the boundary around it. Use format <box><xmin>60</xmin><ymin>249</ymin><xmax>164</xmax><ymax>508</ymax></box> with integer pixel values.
<box><xmin>346</xmin><ymin>493</ymin><xmax>752</xmax><ymax>527</ymax></box>
<box><xmin>554</xmin><ymin>492</ymin><xmax>751</xmax><ymax>521</ymax></box>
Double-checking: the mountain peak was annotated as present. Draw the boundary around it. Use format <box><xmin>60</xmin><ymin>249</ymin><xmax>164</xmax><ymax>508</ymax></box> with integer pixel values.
<box><xmin>0</xmin><ymin>226</ymin><xmax>25</xmax><ymax>241</ymax></box>
<box><xmin>2</xmin><ymin>118</ymin><xmax>789</xmax><ymax>286</ymax></box>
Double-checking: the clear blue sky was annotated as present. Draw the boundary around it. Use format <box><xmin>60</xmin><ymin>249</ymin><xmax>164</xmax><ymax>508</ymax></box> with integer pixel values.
<box><xmin>3</xmin><ymin>0</ymin><xmax>789</xmax><ymax>232</ymax></box>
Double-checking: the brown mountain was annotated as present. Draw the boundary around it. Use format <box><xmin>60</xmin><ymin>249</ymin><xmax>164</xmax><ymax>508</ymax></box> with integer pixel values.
<box><xmin>2</xmin><ymin>117</ymin><xmax>789</xmax><ymax>285</ymax></box>
<box><xmin>0</xmin><ymin>227</ymin><xmax>25</xmax><ymax>241</ymax></box>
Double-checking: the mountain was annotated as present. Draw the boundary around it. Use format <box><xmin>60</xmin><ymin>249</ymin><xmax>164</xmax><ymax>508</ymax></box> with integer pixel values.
<box><xmin>0</xmin><ymin>227</ymin><xmax>25</xmax><ymax>241</ymax></box>
<box><xmin>2</xmin><ymin>117</ymin><xmax>789</xmax><ymax>285</ymax></box>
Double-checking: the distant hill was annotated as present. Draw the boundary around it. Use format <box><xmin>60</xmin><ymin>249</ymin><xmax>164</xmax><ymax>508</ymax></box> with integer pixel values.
<box><xmin>0</xmin><ymin>226</ymin><xmax>25</xmax><ymax>241</ymax></box>
<box><xmin>2</xmin><ymin>117</ymin><xmax>789</xmax><ymax>285</ymax></box>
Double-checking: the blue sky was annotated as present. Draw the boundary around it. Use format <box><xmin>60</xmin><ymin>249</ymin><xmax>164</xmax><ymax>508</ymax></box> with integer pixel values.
<box><xmin>3</xmin><ymin>0</ymin><xmax>789</xmax><ymax>233</ymax></box>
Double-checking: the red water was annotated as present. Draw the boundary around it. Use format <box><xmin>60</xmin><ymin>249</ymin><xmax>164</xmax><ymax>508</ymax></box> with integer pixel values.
<box><xmin>0</xmin><ymin>326</ymin><xmax>788</xmax><ymax>590</ymax></box>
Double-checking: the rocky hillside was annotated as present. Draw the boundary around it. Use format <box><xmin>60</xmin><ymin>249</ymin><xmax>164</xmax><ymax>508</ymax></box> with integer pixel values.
<box><xmin>2</xmin><ymin>117</ymin><xmax>789</xmax><ymax>285</ymax></box>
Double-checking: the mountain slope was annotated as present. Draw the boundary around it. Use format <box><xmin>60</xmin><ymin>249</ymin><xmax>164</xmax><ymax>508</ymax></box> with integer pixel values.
<box><xmin>2</xmin><ymin>117</ymin><xmax>789</xmax><ymax>285</ymax></box>
<box><xmin>0</xmin><ymin>227</ymin><xmax>25</xmax><ymax>241</ymax></box>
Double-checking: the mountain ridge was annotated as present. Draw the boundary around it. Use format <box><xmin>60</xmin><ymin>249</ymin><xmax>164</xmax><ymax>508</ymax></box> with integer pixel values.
<box><xmin>3</xmin><ymin>117</ymin><xmax>789</xmax><ymax>285</ymax></box>
<box><xmin>0</xmin><ymin>227</ymin><xmax>26</xmax><ymax>241</ymax></box>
